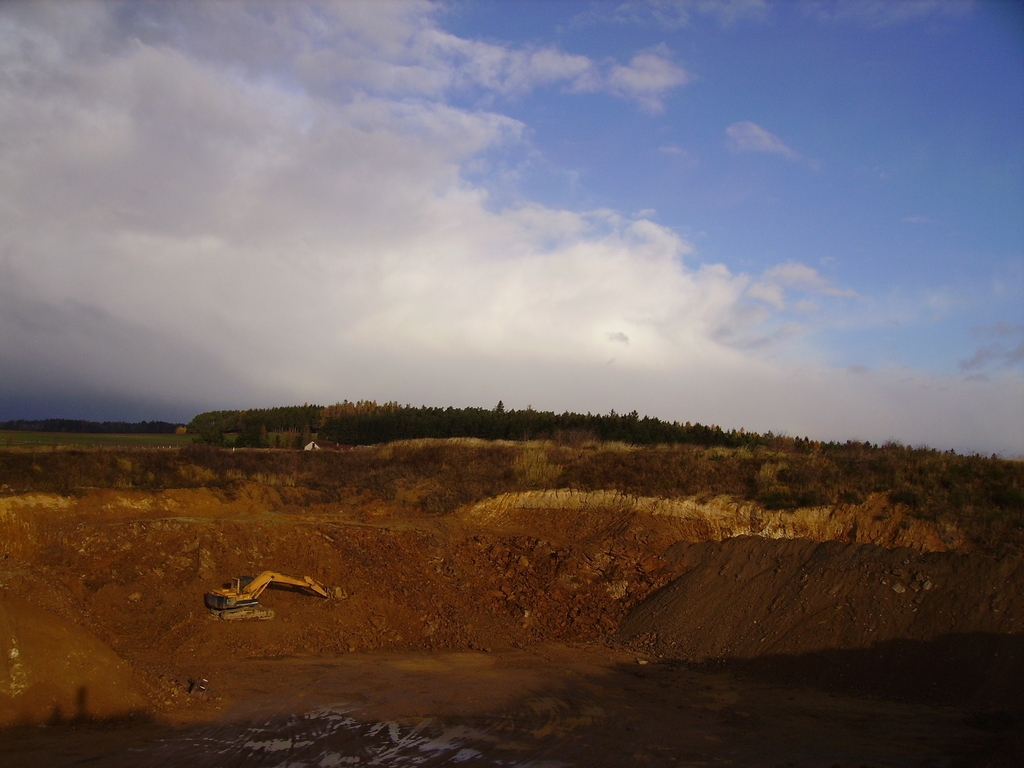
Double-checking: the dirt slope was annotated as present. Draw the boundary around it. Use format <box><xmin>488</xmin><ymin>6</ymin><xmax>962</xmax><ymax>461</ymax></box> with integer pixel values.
<box><xmin>0</xmin><ymin>592</ymin><xmax>146</xmax><ymax>726</ymax></box>
<box><xmin>620</xmin><ymin>536</ymin><xmax>1024</xmax><ymax>706</ymax></box>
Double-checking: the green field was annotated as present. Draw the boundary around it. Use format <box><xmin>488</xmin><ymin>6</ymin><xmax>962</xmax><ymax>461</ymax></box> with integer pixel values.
<box><xmin>0</xmin><ymin>431</ymin><xmax>193</xmax><ymax>448</ymax></box>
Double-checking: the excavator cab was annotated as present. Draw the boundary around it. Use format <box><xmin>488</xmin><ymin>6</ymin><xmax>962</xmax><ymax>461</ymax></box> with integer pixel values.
<box><xmin>203</xmin><ymin>592</ymin><xmax>260</xmax><ymax>611</ymax></box>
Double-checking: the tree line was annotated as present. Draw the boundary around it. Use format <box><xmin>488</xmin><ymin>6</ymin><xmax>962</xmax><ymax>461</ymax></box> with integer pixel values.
<box><xmin>187</xmin><ymin>401</ymin><xmax>772</xmax><ymax>449</ymax></box>
<box><xmin>187</xmin><ymin>404</ymin><xmax>323</xmax><ymax>448</ymax></box>
<box><xmin>0</xmin><ymin>419</ymin><xmax>183</xmax><ymax>434</ymax></box>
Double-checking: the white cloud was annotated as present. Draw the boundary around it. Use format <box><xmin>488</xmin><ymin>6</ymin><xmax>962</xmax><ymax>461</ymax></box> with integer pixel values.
<box><xmin>960</xmin><ymin>324</ymin><xmax>1024</xmax><ymax>371</ymax></box>
<box><xmin>807</xmin><ymin>0</ymin><xmax>974</xmax><ymax>28</ymax></box>
<box><xmin>748</xmin><ymin>263</ymin><xmax>859</xmax><ymax>310</ymax></box>
<box><xmin>0</xmin><ymin>5</ymin><xmax>739</xmax><ymax>402</ymax></box>
<box><xmin>694</xmin><ymin>0</ymin><xmax>771</xmax><ymax>26</ymax></box>
<box><xmin>725</xmin><ymin>121</ymin><xmax>801</xmax><ymax>160</ymax></box>
<box><xmin>595</xmin><ymin>0</ymin><xmax>769</xmax><ymax>28</ymax></box>
<box><xmin>22</xmin><ymin>1</ymin><xmax>677</xmax><ymax>108</ymax></box>
<box><xmin>606</xmin><ymin>48</ymin><xmax>692</xmax><ymax>113</ymax></box>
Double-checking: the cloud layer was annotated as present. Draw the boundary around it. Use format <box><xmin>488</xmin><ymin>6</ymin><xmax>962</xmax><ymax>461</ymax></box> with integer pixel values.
<box><xmin>0</xmin><ymin>1</ymin><xmax>1020</xmax><ymax>454</ymax></box>
<box><xmin>726</xmin><ymin>121</ymin><xmax>801</xmax><ymax>160</ymax></box>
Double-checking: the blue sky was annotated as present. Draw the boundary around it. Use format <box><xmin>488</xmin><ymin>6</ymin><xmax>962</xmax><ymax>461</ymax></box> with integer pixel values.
<box><xmin>0</xmin><ymin>1</ymin><xmax>1022</xmax><ymax>453</ymax></box>
<box><xmin>446</xmin><ymin>0</ymin><xmax>1024</xmax><ymax>371</ymax></box>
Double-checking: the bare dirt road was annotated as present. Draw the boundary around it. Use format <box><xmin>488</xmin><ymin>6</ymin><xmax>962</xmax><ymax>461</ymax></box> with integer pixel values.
<box><xmin>2</xmin><ymin>646</ymin><xmax>1009</xmax><ymax>767</ymax></box>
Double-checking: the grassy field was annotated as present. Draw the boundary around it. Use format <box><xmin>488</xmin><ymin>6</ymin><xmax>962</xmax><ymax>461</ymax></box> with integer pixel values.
<box><xmin>0</xmin><ymin>431</ymin><xmax>193</xmax><ymax>448</ymax></box>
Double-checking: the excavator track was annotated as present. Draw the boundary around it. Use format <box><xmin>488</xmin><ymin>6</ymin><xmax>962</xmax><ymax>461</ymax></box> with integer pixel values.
<box><xmin>208</xmin><ymin>605</ymin><xmax>275</xmax><ymax>621</ymax></box>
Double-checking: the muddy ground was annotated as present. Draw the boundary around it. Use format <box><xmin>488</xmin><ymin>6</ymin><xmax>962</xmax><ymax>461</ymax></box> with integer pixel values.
<box><xmin>1</xmin><ymin>478</ymin><xmax>1022</xmax><ymax>766</ymax></box>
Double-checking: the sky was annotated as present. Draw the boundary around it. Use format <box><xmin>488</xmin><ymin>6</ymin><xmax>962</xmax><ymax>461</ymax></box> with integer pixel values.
<box><xmin>1</xmin><ymin>0</ymin><xmax>1022</xmax><ymax>454</ymax></box>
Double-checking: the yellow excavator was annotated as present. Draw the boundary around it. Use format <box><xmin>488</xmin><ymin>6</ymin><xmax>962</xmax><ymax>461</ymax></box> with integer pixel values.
<box><xmin>204</xmin><ymin>571</ymin><xmax>338</xmax><ymax>620</ymax></box>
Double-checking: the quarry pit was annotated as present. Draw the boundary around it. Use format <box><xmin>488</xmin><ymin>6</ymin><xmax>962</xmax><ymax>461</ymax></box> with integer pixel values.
<box><xmin>1</xmin><ymin>442</ymin><xmax>1022</xmax><ymax>766</ymax></box>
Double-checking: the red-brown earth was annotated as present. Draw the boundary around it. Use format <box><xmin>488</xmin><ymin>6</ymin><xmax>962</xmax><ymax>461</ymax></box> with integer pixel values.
<box><xmin>1</xmin><ymin>456</ymin><xmax>1021</xmax><ymax>766</ymax></box>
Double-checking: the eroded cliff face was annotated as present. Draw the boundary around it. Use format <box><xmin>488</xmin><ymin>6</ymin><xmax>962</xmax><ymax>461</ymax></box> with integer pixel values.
<box><xmin>462</xmin><ymin>489</ymin><xmax>966</xmax><ymax>552</ymax></box>
<box><xmin>1</xmin><ymin>485</ymin><xmax>967</xmax><ymax>557</ymax></box>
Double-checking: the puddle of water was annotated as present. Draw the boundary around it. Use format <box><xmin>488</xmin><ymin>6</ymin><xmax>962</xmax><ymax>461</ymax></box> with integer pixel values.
<box><xmin>136</xmin><ymin>706</ymin><xmax>566</xmax><ymax>768</ymax></box>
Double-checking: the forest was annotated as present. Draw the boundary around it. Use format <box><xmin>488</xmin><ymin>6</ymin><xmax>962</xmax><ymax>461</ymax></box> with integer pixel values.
<box><xmin>0</xmin><ymin>418</ymin><xmax>183</xmax><ymax>434</ymax></box>
<box><xmin>188</xmin><ymin>401</ymin><xmax>773</xmax><ymax>449</ymax></box>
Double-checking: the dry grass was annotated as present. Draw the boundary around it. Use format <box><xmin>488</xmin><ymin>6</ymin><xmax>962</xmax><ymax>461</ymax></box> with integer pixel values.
<box><xmin>514</xmin><ymin>444</ymin><xmax>563</xmax><ymax>488</ymax></box>
<box><xmin>0</xmin><ymin>439</ymin><xmax>1020</xmax><ymax>551</ymax></box>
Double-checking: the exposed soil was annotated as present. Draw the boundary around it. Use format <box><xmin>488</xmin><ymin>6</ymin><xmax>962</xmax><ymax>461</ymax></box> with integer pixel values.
<box><xmin>1</xmin><ymin>478</ymin><xmax>1022</xmax><ymax>765</ymax></box>
<box><xmin>621</xmin><ymin>537</ymin><xmax>1024</xmax><ymax>708</ymax></box>
<box><xmin>2</xmin><ymin>648</ymin><xmax>1010</xmax><ymax>768</ymax></box>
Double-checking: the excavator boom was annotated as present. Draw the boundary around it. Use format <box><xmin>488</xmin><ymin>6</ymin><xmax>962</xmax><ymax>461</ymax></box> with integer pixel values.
<box><xmin>241</xmin><ymin>572</ymin><xmax>331</xmax><ymax>601</ymax></box>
